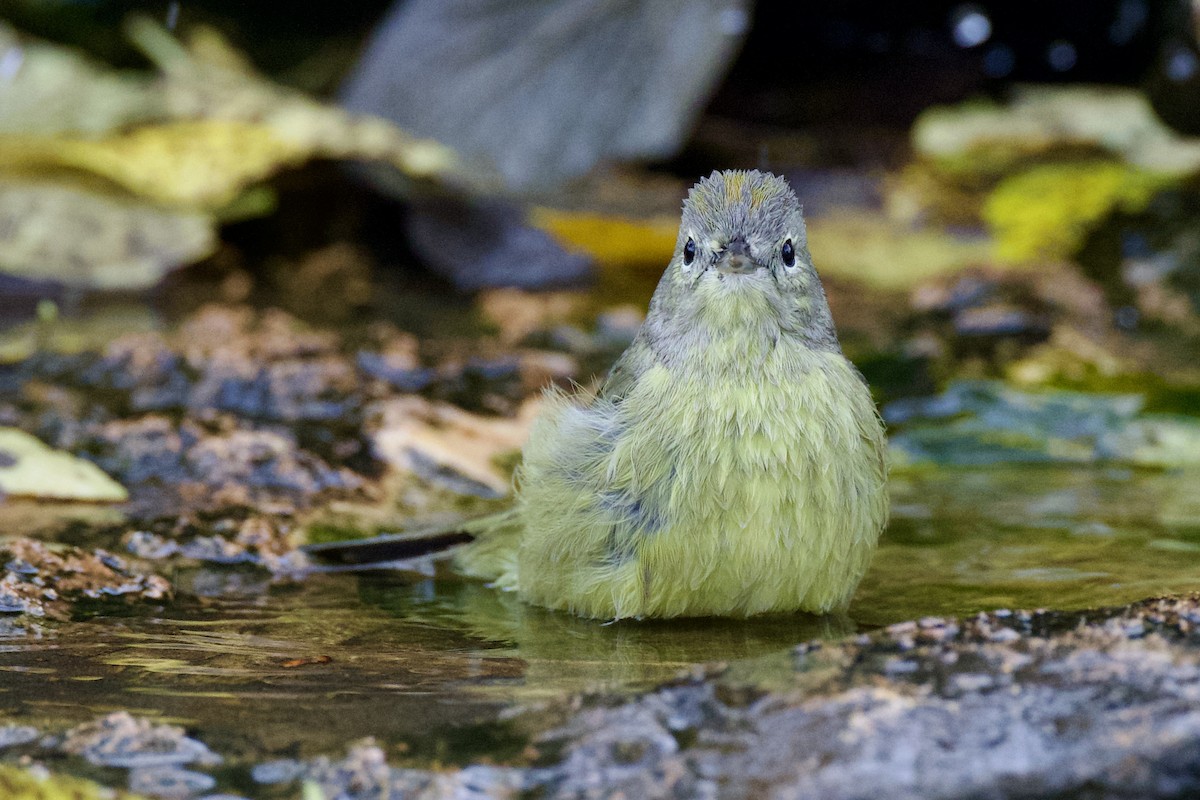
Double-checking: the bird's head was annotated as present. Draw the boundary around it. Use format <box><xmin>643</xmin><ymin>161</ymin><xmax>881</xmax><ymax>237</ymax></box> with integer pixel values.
<box><xmin>653</xmin><ymin>170</ymin><xmax>838</xmax><ymax>351</ymax></box>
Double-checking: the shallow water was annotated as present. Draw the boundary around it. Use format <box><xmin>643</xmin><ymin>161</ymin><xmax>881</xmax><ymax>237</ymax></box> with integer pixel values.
<box><xmin>2</xmin><ymin>464</ymin><xmax>1199</xmax><ymax>783</ymax></box>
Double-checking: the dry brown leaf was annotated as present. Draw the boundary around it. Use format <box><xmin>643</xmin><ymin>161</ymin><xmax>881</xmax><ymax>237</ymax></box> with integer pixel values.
<box><xmin>370</xmin><ymin>397</ymin><xmax>541</xmax><ymax>497</ymax></box>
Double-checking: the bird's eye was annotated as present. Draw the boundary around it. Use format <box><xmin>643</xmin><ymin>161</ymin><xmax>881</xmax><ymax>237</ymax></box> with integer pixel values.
<box><xmin>781</xmin><ymin>239</ymin><xmax>795</xmax><ymax>268</ymax></box>
<box><xmin>683</xmin><ymin>238</ymin><xmax>696</xmax><ymax>266</ymax></box>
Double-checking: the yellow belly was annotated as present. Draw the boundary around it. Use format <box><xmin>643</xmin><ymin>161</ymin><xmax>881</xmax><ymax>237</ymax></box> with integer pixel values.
<box><xmin>510</xmin><ymin>349</ymin><xmax>888</xmax><ymax>619</ymax></box>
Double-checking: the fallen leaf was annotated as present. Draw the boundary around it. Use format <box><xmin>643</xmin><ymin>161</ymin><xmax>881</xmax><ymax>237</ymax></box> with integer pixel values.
<box><xmin>807</xmin><ymin>210</ymin><xmax>992</xmax><ymax>289</ymax></box>
<box><xmin>528</xmin><ymin>207</ymin><xmax>678</xmax><ymax>267</ymax></box>
<box><xmin>369</xmin><ymin>396</ymin><xmax>541</xmax><ymax>497</ymax></box>
<box><xmin>281</xmin><ymin>655</ymin><xmax>333</xmax><ymax>668</ymax></box>
<box><xmin>133</xmin><ymin>17</ymin><xmax>458</xmax><ymax>189</ymax></box>
<box><xmin>0</xmin><ymin>181</ymin><xmax>215</xmax><ymax>290</ymax></box>
<box><xmin>0</xmin><ymin>763</ymin><xmax>152</xmax><ymax>800</ymax></box>
<box><xmin>0</xmin><ymin>20</ymin><xmax>459</xmax><ymax>290</ymax></box>
<box><xmin>913</xmin><ymin>86</ymin><xmax>1200</xmax><ymax>175</ymax></box>
<box><xmin>0</xmin><ymin>18</ymin><xmax>459</xmax><ymax>211</ymax></box>
<box><xmin>476</xmin><ymin>288</ymin><xmax>586</xmax><ymax>345</ymax></box>
<box><xmin>0</xmin><ymin>427</ymin><xmax>128</xmax><ymax>502</ymax></box>
<box><xmin>0</xmin><ymin>22</ymin><xmax>163</xmax><ymax>137</ymax></box>
<box><xmin>0</xmin><ymin>121</ymin><xmax>309</xmax><ymax>209</ymax></box>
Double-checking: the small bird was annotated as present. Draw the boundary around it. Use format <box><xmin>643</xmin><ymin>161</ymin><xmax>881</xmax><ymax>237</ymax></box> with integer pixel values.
<box><xmin>452</xmin><ymin>169</ymin><xmax>888</xmax><ymax>619</ymax></box>
<box><xmin>308</xmin><ymin>170</ymin><xmax>887</xmax><ymax>620</ymax></box>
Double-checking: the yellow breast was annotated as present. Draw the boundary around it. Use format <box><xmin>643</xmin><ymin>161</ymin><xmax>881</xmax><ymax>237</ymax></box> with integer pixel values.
<box><xmin>513</xmin><ymin>347</ymin><xmax>887</xmax><ymax>619</ymax></box>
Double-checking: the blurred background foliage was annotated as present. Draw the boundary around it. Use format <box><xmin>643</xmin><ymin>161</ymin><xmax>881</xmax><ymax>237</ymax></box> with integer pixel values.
<box><xmin>0</xmin><ymin>0</ymin><xmax>1199</xmax><ymax>458</ymax></box>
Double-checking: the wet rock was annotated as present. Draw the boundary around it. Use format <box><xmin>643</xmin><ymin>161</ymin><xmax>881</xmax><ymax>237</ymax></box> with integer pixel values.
<box><xmin>88</xmin><ymin>416</ymin><xmax>360</xmax><ymax>511</ymax></box>
<box><xmin>250</xmin><ymin>759</ymin><xmax>306</xmax><ymax>785</ymax></box>
<box><xmin>185</xmin><ymin>426</ymin><xmax>360</xmax><ymax>499</ymax></box>
<box><xmin>0</xmin><ymin>538</ymin><xmax>169</xmax><ymax>619</ymax></box>
<box><xmin>0</xmin><ymin>617</ymin><xmax>29</xmax><ymax>638</ymax></box>
<box><xmin>342</xmin><ymin>0</ymin><xmax>746</xmax><ymax>192</ymax></box>
<box><xmin>357</xmin><ymin>351</ymin><xmax>434</xmax><ymax>394</ymax></box>
<box><xmin>92</xmin><ymin>306</ymin><xmax>362</xmax><ymax>424</ymax></box>
<box><xmin>62</xmin><ymin>711</ymin><xmax>220</xmax><ymax>769</ymax></box>
<box><xmin>187</xmin><ymin>355</ymin><xmax>360</xmax><ymax>424</ymax></box>
<box><xmin>593</xmin><ymin>306</ymin><xmax>645</xmax><ymax>350</ymax></box>
<box><xmin>886</xmin><ymin>380</ymin><xmax>1200</xmax><ymax>468</ymax></box>
<box><xmin>541</xmin><ymin>699</ymin><xmax>715</xmax><ymax>800</ymax></box>
<box><xmin>0</xmin><ymin>305</ymin><xmax>377</xmax><ymax>512</ymax></box>
<box><xmin>124</xmin><ymin>531</ymin><xmax>182</xmax><ymax>561</ymax></box>
<box><xmin>1</xmin><ymin>301</ymin><xmax>593</xmax><ymax>516</ymax></box>
<box><xmin>243</xmin><ymin>595</ymin><xmax>1200</xmax><ymax>800</ymax></box>
<box><xmin>664</xmin><ymin>599</ymin><xmax>1200</xmax><ymax>800</ymax></box>
<box><xmin>297</xmin><ymin>740</ymin><xmax>392</xmax><ymax>798</ymax></box>
<box><xmin>4</xmin><ymin>302</ymin><xmax>584</xmax><ymax>512</ymax></box>
<box><xmin>404</xmin><ymin>197</ymin><xmax>593</xmax><ymax>291</ymax></box>
<box><xmin>124</xmin><ymin>516</ymin><xmax>309</xmax><ymax>577</ymax></box>
<box><xmin>128</xmin><ymin>766</ymin><xmax>216</xmax><ymax>799</ymax></box>
<box><xmin>0</xmin><ymin>725</ymin><xmax>38</xmax><ymax>749</ymax></box>
<box><xmin>253</xmin><ymin>740</ymin><xmax>531</xmax><ymax>799</ymax></box>
<box><xmin>254</xmin><ymin>741</ymin><xmax>394</xmax><ymax>797</ymax></box>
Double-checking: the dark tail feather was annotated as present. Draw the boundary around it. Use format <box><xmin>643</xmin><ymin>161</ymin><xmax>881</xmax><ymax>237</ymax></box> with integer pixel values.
<box><xmin>302</xmin><ymin>525</ymin><xmax>474</xmax><ymax>569</ymax></box>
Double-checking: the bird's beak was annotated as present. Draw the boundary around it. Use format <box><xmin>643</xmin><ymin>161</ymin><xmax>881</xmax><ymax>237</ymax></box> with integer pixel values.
<box><xmin>715</xmin><ymin>238</ymin><xmax>763</xmax><ymax>275</ymax></box>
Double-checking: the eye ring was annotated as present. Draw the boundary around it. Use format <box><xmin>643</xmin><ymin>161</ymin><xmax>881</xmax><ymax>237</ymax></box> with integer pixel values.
<box><xmin>781</xmin><ymin>239</ymin><xmax>795</xmax><ymax>268</ymax></box>
<box><xmin>683</xmin><ymin>238</ymin><xmax>697</xmax><ymax>266</ymax></box>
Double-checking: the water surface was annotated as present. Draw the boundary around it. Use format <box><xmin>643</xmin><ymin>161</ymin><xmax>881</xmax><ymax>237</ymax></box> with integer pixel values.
<box><xmin>2</xmin><ymin>464</ymin><xmax>1199</xmax><ymax>776</ymax></box>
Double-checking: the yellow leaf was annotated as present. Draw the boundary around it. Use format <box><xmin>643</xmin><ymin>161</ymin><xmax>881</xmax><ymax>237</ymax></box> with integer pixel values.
<box><xmin>528</xmin><ymin>207</ymin><xmax>678</xmax><ymax>267</ymax></box>
<box><xmin>0</xmin><ymin>121</ymin><xmax>308</xmax><ymax>208</ymax></box>
<box><xmin>0</xmin><ymin>181</ymin><xmax>215</xmax><ymax>290</ymax></box>
<box><xmin>0</xmin><ymin>763</ymin><xmax>150</xmax><ymax>799</ymax></box>
<box><xmin>0</xmin><ymin>428</ymin><xmax>128</xmax><ymax>502</ymax></box>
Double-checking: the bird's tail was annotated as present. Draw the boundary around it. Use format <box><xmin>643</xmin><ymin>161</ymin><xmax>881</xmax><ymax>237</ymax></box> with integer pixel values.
<box><xmin>301</xmin><ymin>509</ymin><xmax>522</xmax><ymax>585</ymax></box>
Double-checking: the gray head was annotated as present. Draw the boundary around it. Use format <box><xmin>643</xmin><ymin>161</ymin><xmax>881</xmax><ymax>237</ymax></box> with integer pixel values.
<box><xmin>649</xmin><ymin>170</ymin><xmax>838</xmax><ymax>351</ymax></box>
